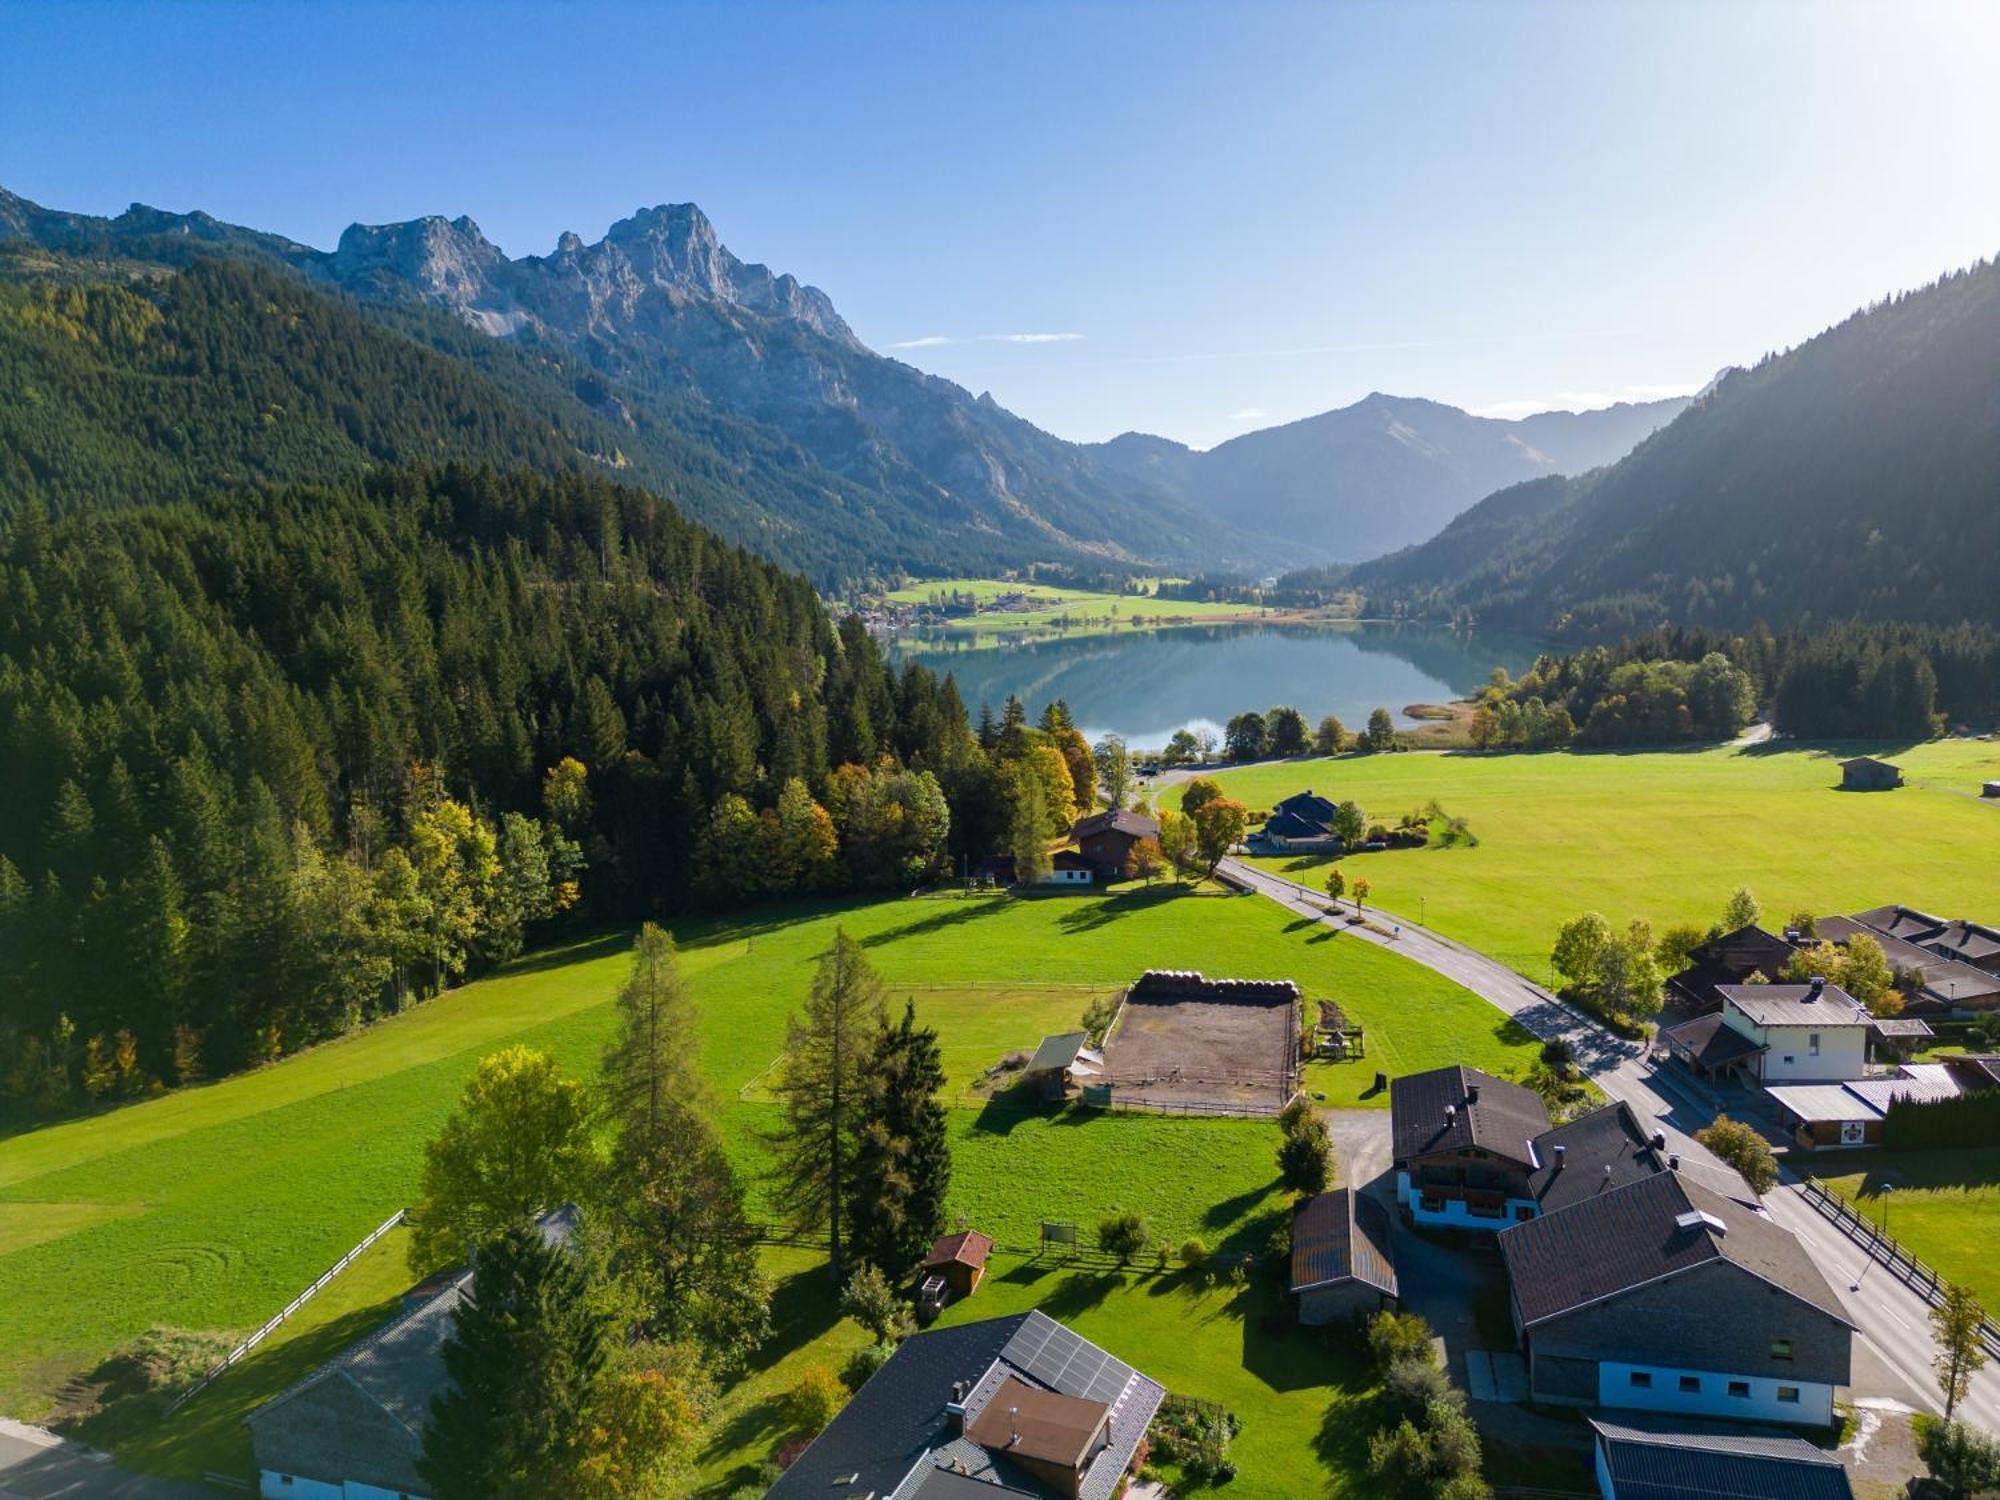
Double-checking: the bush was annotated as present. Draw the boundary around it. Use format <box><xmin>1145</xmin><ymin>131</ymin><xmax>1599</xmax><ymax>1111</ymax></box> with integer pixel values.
<box><xmin>1098</xmin><ymin>1210</ymin><xmax>1151</xmax><ymax>1262</ymax></box>
<box><xmin>1178</xmin><ymin>1237</ymin><xmax>1209</xmax><ymax>1272</ymax></box>
<box><xmin>1366</xmin><ymin>1310</ymin><xmax>1435</xmax><ymax>1372</ymax></box>
<box><xmin>781</xmin><ymin>1364</ymin><xmax>847</xmax><ymax>1435</ymax></box>
<box><xmin>1150</xmin><ymin>1395</ymin><xmax>1240</xmax><ymax>1483</ymax></box>
<box><xmin>1695</xmin><ymin>1114</ymin><xmax>1778</xmax><ymax>1194</ymax></box>
<box><xmin>1538</xmin><ymin>1037</ymin><xmax>1574</xmax><ymax>1070</ymax></box>
<box><xmin>1384</xmin><ymin>1352</ymin><xmax>1453</xmax><ymax>1416</ymax></box>
<box><xmin>1277</xmin><ymin>1116</ymin><xmax>1332</xmax><ymax>1194</ymax></box>
<box><xmin>1915</xmin><ymin>1413</ymin><xmax>2000</xmax><ymax>1497</ymax></box>
<box><xmin>840</xmin><ymin>1340</ymin><xmax>896</xmax><ymax>1392</ymax></box>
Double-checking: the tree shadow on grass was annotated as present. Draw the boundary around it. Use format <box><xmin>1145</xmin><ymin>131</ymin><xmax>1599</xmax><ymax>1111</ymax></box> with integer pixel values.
<box><xmin>859</xmin><ymin>895</ymin><xmax>1010</xmax><ymax>949</ymax></box>
<box><xmin>498</xmin><ymin>927</ymin><xmax>634</xmax><ymax>977</ymax></box>
<box><xmin>1054</xmin><ymin>883</ymin><xmax>1186</xmax><ymax>934</ymax></box>
<box><xmin>1034</xmin><ymin>1269</ymin><xmax>1127</xmax><ymax>1321</ymax></box>
<box><xmin>699</xmin><ymin>1392</ymin><xmax>788</xmax><ymax>1489</ymax></box>
<box><xmin>969</xmin><ymin>1088</ymin><xmax>1062</xmax><ymax>1136</ymax></box>
<box><xmin>740</xmin><ymin>1262</ymin><xmax>847</xmax><ymax>1378</ymax></box>
<box><xmin>1202</xmin><ymin>1179</ymin><xmax>1281</xmax><ymax>1230</ymax></box>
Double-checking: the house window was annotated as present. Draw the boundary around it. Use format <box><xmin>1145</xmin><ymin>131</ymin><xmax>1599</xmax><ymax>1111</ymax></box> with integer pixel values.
<box><xmin>1778</xmin><ymin>1386</ymin><xmax>1801</xmax><ymax>1404</ymax></box>
<box><xmin>1629</xmin><ymin>1371</ymin><xmax>1653</xmax><ymax>1389</ymax></box>
<box><xmin>1728</xmin><ymin>1380</ymin><xmax>1751</xmax><ymax>1398</ymax></box>
<box><xmin>1782</xmin><ymin>1055</ymin><xmax>1795</xmax><ymax>1065</ymax></box>
<box><xmin>1678</xmin><ymin>1375</ymin><xmax>1700</xmax><ymax>1393</ymax></box>
<box><xmin>1809</xmin><ymin>1033</ymin><xmax>1821</xmax><ymax>1056</ymax></box>
<box><xmin>1771</xmin><ymin>1339</ymin><xmax>1794</xmax><ymax>1361</ymax></box>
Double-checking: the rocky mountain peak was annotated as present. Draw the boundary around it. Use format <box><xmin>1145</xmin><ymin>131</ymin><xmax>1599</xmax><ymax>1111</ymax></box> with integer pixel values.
<box><xmin>332</xmin><ymin>214</ymin><xmax>503</xmax><ymax>306</ymax></box>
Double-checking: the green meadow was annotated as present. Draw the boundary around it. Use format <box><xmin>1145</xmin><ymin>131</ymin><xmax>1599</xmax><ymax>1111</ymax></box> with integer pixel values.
<box><xmin>0</xmin><ymin>881</ymin><xmax>1531</xmax><ymax>1491</ymax></box>
<box><xmin>878</xmin><ymin>575</ymin><xmax>1287</xmax><ymax>648</ymax></box>
<box><xmin>1820</xmin><ymin>1148</ymin><xmax>2000</xmax><ymax>1316</ymax></box>
<box><xmin>1193</xmin><ymin>739</ymin><xmax>2000</xmax><ymax>976</ymax></box>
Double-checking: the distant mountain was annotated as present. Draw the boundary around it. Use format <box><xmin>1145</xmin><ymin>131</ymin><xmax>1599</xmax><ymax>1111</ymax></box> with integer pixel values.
<box><xmin>1090</xmin><ymin>392</ymin><xmax>1687</xmax><ymax>563</ymax></box>
<box><xmin>1352</xmin><ymin>255</ymin><xmax>2000</xmax><ymax>633</ymax></box>
<box><xmin>0</xmin><ymin>187</ymin><xmax>1247</xmax><ymax>584</ymax></box>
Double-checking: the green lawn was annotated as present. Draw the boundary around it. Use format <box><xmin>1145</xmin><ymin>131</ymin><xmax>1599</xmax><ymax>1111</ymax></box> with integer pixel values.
<box><xmin>0</xmin><ymin>882</ymin><xmax>1528</xmax><ymax>1488</ymax></box>
<box><xmin>1819</xmin><ymin>1148</ymin><xmax>2000</xmax><ymax>1313</ymax></box>
<box><xmin>877</xmin><ymin>575</ymin><xmax>1288</xmax><ymax>649</ymax></box>
<box><xmin>1192</xmin><ymin>739</ymin><xmax>2000</xmax><ymax>976</ymax></box>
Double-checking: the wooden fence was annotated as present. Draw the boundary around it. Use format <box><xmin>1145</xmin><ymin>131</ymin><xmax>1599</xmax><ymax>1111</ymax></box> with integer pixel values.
<box><xmin>169</xmin><ymin>1207</ymin><xmax>408</xmax><ymax>1413</ymax></box>
<box><xmin>1798</xmin><ymin>1178</ymin><xmax>2000</xmax><ymax>1358</ymax></box>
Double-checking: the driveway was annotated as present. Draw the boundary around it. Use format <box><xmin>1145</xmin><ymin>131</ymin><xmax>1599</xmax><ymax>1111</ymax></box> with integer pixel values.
<box><xmin>0</xmin><ymin>1421</ymin><xmax>214</xmax><ymax>1499</ymax></box>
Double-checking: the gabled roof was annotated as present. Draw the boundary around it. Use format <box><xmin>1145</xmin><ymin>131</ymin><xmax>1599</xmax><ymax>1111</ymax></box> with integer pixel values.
<box><xmin>964</xmin><ymin>1378</ymin><xmax>1108</xmax><ymax>1468</ymax></box>
<box><xmin>1720</xmin><ymin>983</ymin><xmax>1870</xmax><ymax>1028</ymax></box>
<box><xmin>1685</xmin><ymin>925</ymin><xmax>1797</xmax><ymax>977</ymax></box>
<box><xmin>1808</xmin><ymin>915</ymin><xmax>1938</xmax><ymax>973</ymax></box>
<box><xmin>1027</xmin><ymin>1032</ymin><xmax>1087</xmax><ymax>1073</ymax></box>
<box><xmin>1050</xmin><ymin>849</ymin><xmax>1097</xmax><ymax>871</ymax></box>
<box><xmin>1290</xmin><ymin>1188</ymin><xmax>1397</xmax><ymax>1297</ymax></box>
<box><xmin>1589</xmin><ymin>1416</ymin><xmax>1854</xmax><ymax>1500</ymax></box>
<box><xmin>1390</xmin><ymin>1065</ymin><xmax>1550</xmax><ymax>1169</ymax></box>
<box><xmin>1070</xmin><ymin>809</ymin><xmax>1159</xmax><ymax>842</ymax></box>
<box><xmin>924</xmin><ymin>1231</ymin><xmax>995</xmax><ymax>1271</ymax></box>
<box><xmin>1918</xmin><ymin>959</ymin><xmax>2000</xmax><ymax>1003</ymax></box>
<box><xmin>1659</xmin><ymin>1011</ymin><xmax>1767</xmax><ymax>1068</ymax></box>
<box><xmin>1929</xmin><ymin>919</ymin><xmax>2000</xmax><ymax>965</ymax></box>
<box><xmin>1839</xmin><ymin>755</ymin><xmax>1900</xmax><ymax>773</ymax></box>
<box><xmin>1500</xmin><ymin>1172</ymin><xmax>1850</xmax><ymax>1332</ymax></box>
<box><xmin>1851</xmin><ymin>904</ymin><xmax>1947</xmax><ymax>943</ymax></box>
<box><xmin>1274</xmin><ymin>790</ymin><xmax>1338</xmax><ymax>822</ymax></box>
<box><xmin>1264</xmin><ymin>809</ymin><xmax>1333</xmax><ymax>839</ymax></box>
<box><xmin>1526</xmin><ymin>1102</ymin><xmax>1663</xmax><ymax>1214</ymax></box>
<box><xmin>768</xmin><ymin>1311</ymin><xmax>1165</xmax><ymax>1500</ymax></box>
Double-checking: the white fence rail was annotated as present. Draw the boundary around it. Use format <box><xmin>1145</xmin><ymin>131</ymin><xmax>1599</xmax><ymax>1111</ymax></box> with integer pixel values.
<box><xmin>168</xmin><ymin>1207</ymin><xmax>408</xmax><ymax>1414</ymax></box>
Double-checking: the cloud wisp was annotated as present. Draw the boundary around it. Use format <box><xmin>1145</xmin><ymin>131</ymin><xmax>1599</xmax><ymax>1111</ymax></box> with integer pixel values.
<box><xmin>889</xmin><ymin>331</ymin><xmax>1086</xmax><ymax>349</ymax></box>
<box><xmin>1225</xmin><ymin>407</ymin><xmax>1268</xmax><ymax>422</ymax></box>
<box><xmin>1473</xmin><ymin>381</ymin><xmax>1704</xmax><ymax>420</ymax></box>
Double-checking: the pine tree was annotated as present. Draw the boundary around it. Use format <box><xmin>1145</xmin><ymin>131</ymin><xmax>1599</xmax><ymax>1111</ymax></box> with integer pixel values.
<box><xmin>419</xmin><ymin>1221</ymin><xmax>609</xmax><ymax>1498</ymax></box>
<box><xmin>771</xmin><ymin>930</ymin><xmax>885</xmax><ymax>1283</ymax></box>
<box><xmin>848</xmin><ymin>1001</ymin><xmax>952</xmax><ymax>1276</ymax></box>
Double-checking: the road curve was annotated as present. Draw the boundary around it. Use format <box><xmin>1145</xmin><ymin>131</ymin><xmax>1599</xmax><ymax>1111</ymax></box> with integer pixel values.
<box><xmin>1220</xmin><ymin>855</ymin><xmax>2000</xmax><ymax>1433</ymax></box>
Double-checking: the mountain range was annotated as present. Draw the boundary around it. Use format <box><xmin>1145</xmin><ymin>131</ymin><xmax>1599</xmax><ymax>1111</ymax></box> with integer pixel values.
<box><xmin>0</xmin><ymin>186</ymin><xmax>1681</xmax><ymax>584</ymax></box>
<box><xmin>1091</xmin><ymin>392</ymin><xmax>1688</xmax><ymax>563</ymax></box>
<box><xmin>1351</xmin><ymin>254</ymin><xmax>2000</xmax><ymax>633</ymax></box>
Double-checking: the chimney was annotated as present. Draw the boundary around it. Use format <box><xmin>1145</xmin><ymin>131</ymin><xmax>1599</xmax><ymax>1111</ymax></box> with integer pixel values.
<box><xmin>1467</xmin><ymin>1082</ymin><xmax>1482</xmax><ymax>1106</ymax></box>
<box><xmin>1650</xmin><ymin>1131</ymin><xmax>1667</xmax><ymax>1151</ymax></box>
<box><xmin>946</xmin><ymin>1380</ymin><xmax>969</xmax><ymax>1431</ymax></box>
<box><xmin>1552</xmin><ymin>1143</ymin><xmax>1566</xmax><ymax>1168</ymax></box>
<box><xmin>1008</xmin><ymin>1405</ymin><xmax>1021</xmax><ymax>1447</ymax></box>
<box><xmin>1669</xmin><ymin>1153</ymin><xmax>1681</xmax><ymax>1171</ymax></box>
<box><xmin>1808</xmin><ymin>975</ymin><xmax>1826</xmax><ymax>1001</ymax></box>
<box><xmin>1445</xmin><ymin>1104</ymin><xmax>1457</xmax><ymax>1124</ymax></box>
<box><xmin>1603</xmin><ymin>1163</ymin><xmax>1614</xmax><ymax>1182</ymax></box>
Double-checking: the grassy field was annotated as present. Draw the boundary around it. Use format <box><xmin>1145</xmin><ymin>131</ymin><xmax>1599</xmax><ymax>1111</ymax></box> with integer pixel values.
<box><xmin>0</xmin><ymin>881</ymin><xmax>1531</xmax><ymax>1491</ymax></box>
<box><xmin>1819</xmin><ymin>1148</ymin><xmax>2000</xmax><ymax>1314</ymax></box>
<box><xmin>1190</xmin><ymin>738</ymin><xmax>2000</xmax><ymax>977</ymax></box>
<box><xmin>877</xmin><ymin>575</ymin><xmax>1301</xmax><ymax>649</ymax></box>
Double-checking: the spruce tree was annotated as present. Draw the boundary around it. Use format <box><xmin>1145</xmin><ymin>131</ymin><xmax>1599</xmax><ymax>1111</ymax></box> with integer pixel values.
<box><xmin>849</xmin><ymin>1001</ymin><xmax>952</xmax><ymax>1276</ymax></box>
<box><xmin>419</xmin><ymin>1221</ymin><xmax>608</xmax><ymax>1498</ymax></box>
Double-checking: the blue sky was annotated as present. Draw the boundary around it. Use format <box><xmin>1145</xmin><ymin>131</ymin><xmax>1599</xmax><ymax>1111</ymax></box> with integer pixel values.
<box><xmin>6</xmin><ymin>0</ymin><xmax>1999</xmax><ymax>448</ymax></box>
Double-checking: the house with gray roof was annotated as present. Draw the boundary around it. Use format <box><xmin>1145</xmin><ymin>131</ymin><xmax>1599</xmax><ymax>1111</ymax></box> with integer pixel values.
<box><xmin>766</xmin><ymin>1310</ymin><xmax>1164</xmax><ymax>1500</ymax></box>
<box><xmin>1290</xmin><ymin>1187</ymin><xmax>1397</xmax><ymax>1324</ymax></box>
<box><xmin>244</xmin><ymin>1206</ymin><xmax>578</xmax><ymax>1500</ymax></box>
<box><xmin>1391</xmin><ymin>1067</ymin><xmax>1676</xmax><ymax>1230</ymax></box>
<box><xmin>1588</xmin><ymin>1415</ymin><xmax>1854</xmax><ymax>1500</ymax></box>
<box><xmin>1500</xmin><ymin>1172</ymin><xmax>1852</xmax><ymax>1427</ymax></box>
<box><xmin>1709</xmin><ymin>979</ymin><xmax>1873</xmax><ymax>1083</ymax></box>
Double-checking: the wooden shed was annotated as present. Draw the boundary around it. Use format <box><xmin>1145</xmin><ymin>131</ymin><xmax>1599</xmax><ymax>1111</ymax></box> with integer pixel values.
<box><xmin>1838</xmin><ymin>756</ymin><xmax>1901</xmax><ymax>791</ymax></box>
<box><xmin>1290</xmin><ymin>1188</ymin><xmax>1398</xmax><ymax>1324</ymax></box>
<box><xmin>918</xmin><ymin>1229</ymin><xmax>994</xmax><ymax>1309</ymax></box>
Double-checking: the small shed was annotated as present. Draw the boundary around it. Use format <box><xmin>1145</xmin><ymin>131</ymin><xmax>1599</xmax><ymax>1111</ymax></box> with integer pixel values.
<box><xmin>1024</xmin><ymin>1031</ymin><xmax>1088</xmax><ymax>1101</ymax></box>
<box><xmin>1983</xmin><ymin>780</ymin><xmax>2000</xmax><ymax>799</ymax></box>
<box><xmin>1839</xmin><ymin>756</ymin><xmax>1902</xmax><ymax>791</ymax></box>
<box><xmin>1290</xmin><ymin>1188</ymin><xmax>1398</xmax><ymax>1324</ymax></box>
<box><xmin>918</xmin><ymin>1229</ymin><xmax>994</xmax><ymax>1309</ymax></box>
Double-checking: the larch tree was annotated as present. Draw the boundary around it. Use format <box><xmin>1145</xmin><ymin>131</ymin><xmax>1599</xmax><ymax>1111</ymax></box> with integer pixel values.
<box><xmin>1932</xmin><ymin>1282</ymin><xmax>1989</xmax><ymax>1421</ymax></box>
<box><xmin>1009</xmin><ymin>771</ymin><xmax>1054</xmax><ymax>886</ymax></box>
<box><xmin>600</xmin><ymin>924</ymin><xmax>769</xmax><ymax>1372</ymax></box>
<box><xmin>771</xmin><ymin>930</ymin><xmax>886</xmax><ymax>1283</ymax></box>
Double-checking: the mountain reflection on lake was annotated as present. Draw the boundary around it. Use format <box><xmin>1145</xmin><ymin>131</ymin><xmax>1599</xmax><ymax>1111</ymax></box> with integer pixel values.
<box><xmin>897</xmin><ymin>622</ymin><xmax>1543</xmax><ymax>749</ymax></box>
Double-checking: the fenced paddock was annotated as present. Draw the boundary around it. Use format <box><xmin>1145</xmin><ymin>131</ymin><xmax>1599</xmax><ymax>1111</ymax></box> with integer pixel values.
<box><xmin>1098</xmin><ymin>973</ymin><xmax>1300</xmax><ymax>1115</ymax></box>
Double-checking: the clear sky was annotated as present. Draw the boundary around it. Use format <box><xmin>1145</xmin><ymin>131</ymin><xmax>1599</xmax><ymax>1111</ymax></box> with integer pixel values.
<box><xmin>6</xmin><ymin>0</ymin><xmax>1999</xmax><ymax>448</ymax></box>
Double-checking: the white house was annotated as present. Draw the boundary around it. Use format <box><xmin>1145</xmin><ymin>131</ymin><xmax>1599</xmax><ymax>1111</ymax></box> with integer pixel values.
<box><xmin>1040</xmin><ymin>848</ymin><xmax>1098</xmax><ymax>886</ymax></box>
<box><xmin>1714</xmin><ymin>979</ymin><xmax>1871</xmax><ymax>1083</ymax></box>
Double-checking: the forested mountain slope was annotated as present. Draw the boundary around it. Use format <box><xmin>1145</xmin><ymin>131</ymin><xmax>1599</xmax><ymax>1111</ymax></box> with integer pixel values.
<box><xmin>1092</xmin><ymin>391</ymin><xmax>1686</xmax><ymax>562</ymax></box>
<box><xmin>0</xmin><ymin>187</ymin><xmax>1248</xmax><ymax>583</ymax></box>
<box><xmin>1352</xmin><ymin>256</ymin><xmax>2000</xmax><ymax>633</ymax></box>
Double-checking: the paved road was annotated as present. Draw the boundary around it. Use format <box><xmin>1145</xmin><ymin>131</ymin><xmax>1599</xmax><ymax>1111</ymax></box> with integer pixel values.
<box><xmin>1221</xmin><ymin>855</ymin><xmax>2000</xmax><ymax>1434</ymax></box>
<box><xmin>0</xmin><ymin>1421</ymin><xmax>214</xmax><ymax>1499</ymax></box>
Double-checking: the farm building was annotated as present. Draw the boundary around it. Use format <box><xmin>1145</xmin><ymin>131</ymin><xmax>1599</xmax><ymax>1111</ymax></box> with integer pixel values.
<box><xmin>1290</xmin><ymin>1188</ymin><xmax>1397</xmax><ymax>1323</ymax></box>
<box><xmin>1838</xmin><ymin>756</ymin><xmax>1901</xmax><ymax>790</ymax></box>
<box><xmin>1663</xmin><ymin>925</ymin><xmax>1796</xmax><ymax>1014</ymax></box>
<box><xmin>1068</xmin><ymin>808</ymin><xmax>1160</xmax><ymax>880</ymax></box>
<box><xmin>1022</xmin><ymin>1031</ymin><xmax>1094</xmax><ymax>1101</ymax></box>
<box><xmin>920</xmin><ymin>1230</ymin><xmax>995</xmax><ymax>1309</ymax></box>
<box><xmin>1045</xmin><ymin>849</ymin><xmax>1097</xmax><ymax>886</ymax></box>
<box><xmin>767</xmin><ymin>1310</ymin><xmax>1164</xmax><ymax>1500</ymax></box>
<box><xmin>1500</xmin><ymin>1173</ymin><xmax>1853</xmax><ymax>1426</ymax></box>
<box><xmin>245</xmin><ymin>1205</ymin><xmax>578</xmax><ymax>1500</ymax></box>
<box><xmin>1588</xmin><ymin>1415</ymin><xmax>1854</xmax><ymax>1500</ymax></box>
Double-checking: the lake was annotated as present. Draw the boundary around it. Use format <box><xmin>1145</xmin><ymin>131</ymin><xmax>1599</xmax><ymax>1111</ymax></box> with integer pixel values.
<box><xmin>898</xmin><ymin>622</ymin><xmax>1542</xmax><ymax>749</ymax></box>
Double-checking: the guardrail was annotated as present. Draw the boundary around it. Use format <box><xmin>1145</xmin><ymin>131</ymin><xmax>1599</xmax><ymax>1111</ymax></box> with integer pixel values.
<box><xmin>1798</xmin><ymin>1178</ymin><xmax>2000</xmax><ymax>1359</ymax></box>
<box><xmin>169</xmin><ymin>1207</ymin><xmax>408</xmax><ymax>1413</ymax></box>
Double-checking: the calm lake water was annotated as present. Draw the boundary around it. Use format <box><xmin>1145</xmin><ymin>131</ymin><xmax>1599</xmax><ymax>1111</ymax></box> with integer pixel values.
<box><xmin>899</xmin><ymin>622</ymin><xmax>1543</xmax><ymax>750</ymax></box>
